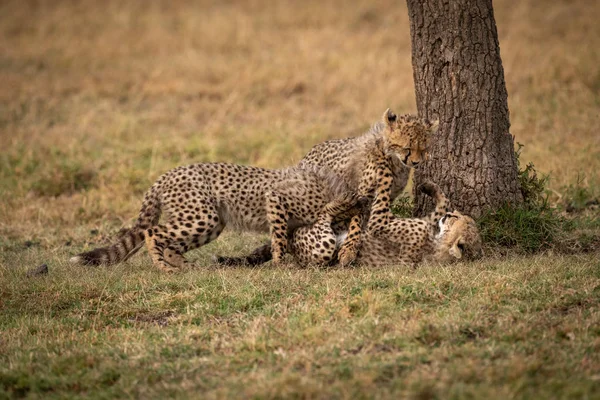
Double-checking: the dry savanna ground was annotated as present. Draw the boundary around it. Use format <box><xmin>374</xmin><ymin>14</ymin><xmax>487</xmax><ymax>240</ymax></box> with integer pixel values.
<box><xmin>1</xmin><ymin>0</ymin><xmax>599</xmax><ymax>398</ymax></box>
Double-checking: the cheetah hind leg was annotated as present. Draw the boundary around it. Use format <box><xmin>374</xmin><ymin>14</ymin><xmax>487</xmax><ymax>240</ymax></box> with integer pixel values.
<box><xmin>163</xmin><ymin>247</ymin><xmax>198</xmax><ymax>269</ymax></box>
<box><xmin>145</xmin><ymin>223</ymin><xmax>223</xmax><ymax>272</ymax></box>
<box><xmin>145</xmin><ymin>226</ymin><xmax>182</xmax><ymax>273</ymax></box>
<box><xmin>291</xmin><ymin>217</ymin><xmax>338</xmax><ymax>266</ymax></box>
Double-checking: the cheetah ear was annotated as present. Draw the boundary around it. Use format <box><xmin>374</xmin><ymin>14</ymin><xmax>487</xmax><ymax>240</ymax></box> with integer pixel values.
<box><xmin>382</xmin><ymin>108</ymin><xmax>397</xmax><ymax>127</ymax></box>
<box><xmin>449</xmin><ymin>236</ymin><xmax>463</xmax><ymax>259</ymax></box>
<box><xmin>429</xmin><ymin>119</ymin><xmax>440</xmax><ymax>134</ymax></box>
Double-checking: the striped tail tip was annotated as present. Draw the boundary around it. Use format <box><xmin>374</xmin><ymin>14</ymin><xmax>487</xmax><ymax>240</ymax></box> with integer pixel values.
<box><xmin>69</xmin><ymin>255</ymin><xmax>83</xmax><ymax>265</ymax></box>
<box><xmin>69</xmin><ymin>248</ymin><xmax>108</xmax><ymax>266</ymax></box>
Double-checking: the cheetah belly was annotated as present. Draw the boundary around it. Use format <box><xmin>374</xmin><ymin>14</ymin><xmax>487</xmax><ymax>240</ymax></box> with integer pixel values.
<box><xmin>217</xmin><ymin>199</ymin><xmax>271</xmax><ymax>232</ymax></box>
<box><xmin>356</xmin><ymin>234</ymin><xmax>407</xmax><ymax>266</ymax></box>
<box><xmin>335</xmin><ymin>231</ymin><xmax>348</xmax><ymax>247</ymax></box>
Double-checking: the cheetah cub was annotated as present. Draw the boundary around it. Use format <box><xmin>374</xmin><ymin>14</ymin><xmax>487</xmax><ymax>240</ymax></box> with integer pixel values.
<box><xmin>357</xmin><ymin>158</ymin><xmax>483</xmax><ymax>266</ymax></box>
<box><xmin>336</xmin><ymin>140</ymin><xmax>483</xmax><ymax>266</ymax></box>
<box><xmin>223</xmin><ymin>140</ymin><xmax>483</xmax><ymax>267</ymax></box>
<box><xmin>70</xmin><ymin>162</ymin><xmax>362</xmax><ymax>272</ymax></box>
<box><xmin>215</xmin><ymin>109</ymin><xmax>439</xmax><ymax>266</ymax></box>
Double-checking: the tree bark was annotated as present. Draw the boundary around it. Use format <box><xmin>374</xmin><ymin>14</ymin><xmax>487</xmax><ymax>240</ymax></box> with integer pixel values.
<box><xmin>406</xmin><ymin>0</ymin><xmax>522</xmax><ymax>218</ymax></box>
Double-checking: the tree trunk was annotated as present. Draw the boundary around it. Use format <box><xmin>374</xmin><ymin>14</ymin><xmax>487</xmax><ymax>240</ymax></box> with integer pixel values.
<box><xmin>406</xmin><ymin>0</ymin><xmax>522</xmax><ymax>218</ymax></box>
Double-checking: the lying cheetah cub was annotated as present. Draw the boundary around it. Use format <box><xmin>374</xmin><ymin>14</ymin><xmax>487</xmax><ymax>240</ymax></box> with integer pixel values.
<box><xmin>224</xmin><ymin>141</ymin><xmax>482</xmax><ymax>267</ymax></box>
<box><xmin>358</xmin><ymin>179</ymin><xmax>483</xmax><ymax>266</ymax></box>
<box><xmin>311</xmin><ymin>141</ymin><xmax>483</xmax><ymax>266</ymax></box>
<box><xmin>215</xmin><ymin>109</ymin><xmax>439</xmax><ymax>266</ymax></box>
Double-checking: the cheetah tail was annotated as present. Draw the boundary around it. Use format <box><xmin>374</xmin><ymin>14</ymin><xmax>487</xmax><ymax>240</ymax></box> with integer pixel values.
<box><xmin>70</xmin><ymin>187</ymin><xmax>162</xmax><ymax>266</ymax></box>
<box><xmin>69</xmin><ymin>228</ymin><xmax>146</xmax><ymax>266</ymax></box>
<box><xmin>212</xmin><ymin>243</ymin><xmax>273</xmax><ymax>267</ymax></box>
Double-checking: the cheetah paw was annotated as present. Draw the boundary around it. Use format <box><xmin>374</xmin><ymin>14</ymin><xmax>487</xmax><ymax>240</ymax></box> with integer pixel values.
<box><xmin>338</xmin><ymin>246</ymin><xmax>358</xmax><ymax>267</ymax></box>
<box><xmin>418</xmin><ymin>181</ymin><xmax>439</xmax><ymax>197</ymax></box>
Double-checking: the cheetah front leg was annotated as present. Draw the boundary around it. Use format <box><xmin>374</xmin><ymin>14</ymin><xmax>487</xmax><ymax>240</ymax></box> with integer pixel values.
<box><xmin>337</xmin><ymin>179</ymin><xmax>374</xmax><ymax>267</ymax></box>
<box><xmin>265</xmin><ymin>190</ymin><xmax>291</xmax><ymax>265</ymax></box>
<box><xmin>417</xmin><ymin>181</ymin><xmax>451</xmax><ymax>225</ymax></box>
<box><xmin>337</xmin><ymin>213</ymin><xmax>366</xmax><ymax>267</ymax></box>
<box><xmin>291</xmin><ymin>194</ymin><xmax>366</xmax><ymax>266</ymax></box>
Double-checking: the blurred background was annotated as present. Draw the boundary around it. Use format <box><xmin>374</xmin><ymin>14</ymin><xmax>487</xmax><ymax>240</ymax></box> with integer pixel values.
<box><xmin>1</xmin><ymin>0</ymin><xmax>599</xmax><ymax>245</ymax></box>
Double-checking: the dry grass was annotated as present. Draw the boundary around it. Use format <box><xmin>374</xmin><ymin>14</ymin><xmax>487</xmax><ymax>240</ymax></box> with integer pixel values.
<box><xmin>1</xmin><ymin>0</ymin><xmax>599</xmax><ymax>242</ymax></box>
<box><xmin>1</xmin><ymin>0</ymin><xmax>599</xmax><ymax>398</ymax></box>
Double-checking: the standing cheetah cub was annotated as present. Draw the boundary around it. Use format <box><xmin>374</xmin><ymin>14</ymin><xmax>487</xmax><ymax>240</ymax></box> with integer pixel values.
<box><xmin>71</xmin><ymin>107</ymin><xmax>424</xmax><ymax>272</ymax></box>
<box><xmin>70</xmin><ymin>162</ymin><xmax>362</xmax><ymax>272</ymax></box>
<box><xmin>215</xmin><ymin>109</ymin><xmax>439</xmax><ymax>266</ymax></box>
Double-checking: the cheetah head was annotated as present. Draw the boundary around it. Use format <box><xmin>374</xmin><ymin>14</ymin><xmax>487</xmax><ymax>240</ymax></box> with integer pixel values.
<box><xmin>435</xmin><ymin>211</ymin><xmax>483</xmax><ymax>262</ymax></box>
<box><xmin>381</xmin><ymin>108</ymin><xmax>439</xmax><ymax>167</ymax></box>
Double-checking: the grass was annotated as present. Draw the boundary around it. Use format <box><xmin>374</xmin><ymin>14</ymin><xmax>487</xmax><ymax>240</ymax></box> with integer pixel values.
<box><xmin>2</xmin><ymin>251</ymin><xmax>600</xmax><ymax>398</ymax></box>
<box><xmin>1</xmin><ymin>0</ymin><xmax>600</xmax><ymax>398</ymax></box>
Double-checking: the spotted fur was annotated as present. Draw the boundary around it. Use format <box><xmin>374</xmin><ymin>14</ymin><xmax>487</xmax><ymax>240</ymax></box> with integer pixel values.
<box><xmin>356</xmin><ymin>169</ymin><xmax>483</xmax><ymax>266</ymax></box>
<box><xmin>214</xmin><ymin>109</ymin><xmax>439</xmax><ymax>266</ymax></box>
<box><xmin>288</xmin><ymin>194</ymin><xmax>369</xmax><ymax>266</ymax></box>
<box><xmin>70</xmin><ymin>162</ymin><xmax>359</xmax><ymax>272</ymax></box>
<box><xmin>322</xmin><ymin>148</ymin><xmax>482</xmax><ymax>266</ymax></box>
<box><xmin>219</xmin><ymin>141</ymin><xmax>482</xmax><ymax>268</ymax></box>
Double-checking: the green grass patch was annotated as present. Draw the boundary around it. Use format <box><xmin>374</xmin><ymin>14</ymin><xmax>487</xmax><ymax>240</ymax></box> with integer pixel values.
<box><xmin>480</xmin><ymin>144</ymin><xmax>600</xmax><ymax>253</ymax></box>
<box><xmin>390</xmin><ymin>193</ymin><xmax>413</xmax><ymax>218</ymax></box>
<box><xmin>1</xmin><ymin>252</ymin><xmax>599</xmax><ymax>398</ymax></box>
<box><xmin>478</xmin><ymin>203</ymin><xmax>560</xmax><ymax>252</ymax></box>
<box><xmin>0</xmin><ymin>145</ymin><xmax>97</xmax><ymax>197</ymax></box>
<box><xmin>562</xmin><ymin>174</ymin><xmax>600</xmax><ymax>213</ymax></box>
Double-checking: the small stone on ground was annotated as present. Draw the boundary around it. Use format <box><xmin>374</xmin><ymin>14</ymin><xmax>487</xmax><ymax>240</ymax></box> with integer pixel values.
<box><xmin>26</xmin><ymin>263</ymin><xmax>48</xmax><ymax>277</ymax></box>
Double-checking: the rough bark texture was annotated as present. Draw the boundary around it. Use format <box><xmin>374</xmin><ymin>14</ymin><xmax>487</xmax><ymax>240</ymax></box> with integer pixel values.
<box><xmin>407</xmin><ymin>0</ymin><xmax>522</xmax><ymax>218</ymax></box>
